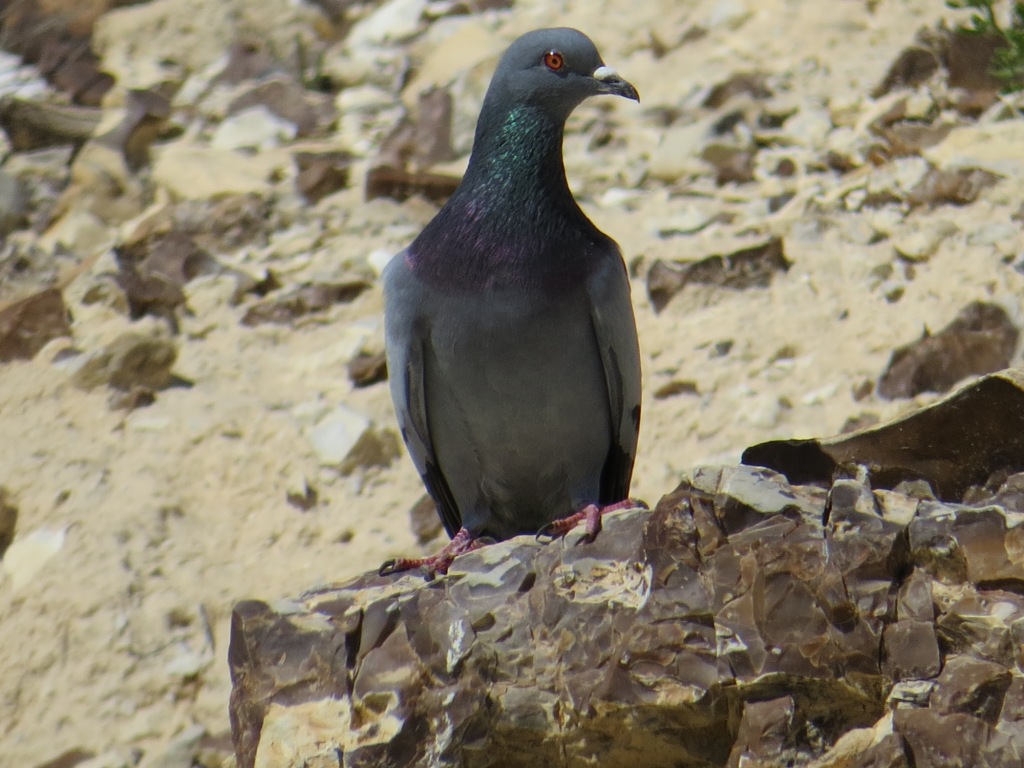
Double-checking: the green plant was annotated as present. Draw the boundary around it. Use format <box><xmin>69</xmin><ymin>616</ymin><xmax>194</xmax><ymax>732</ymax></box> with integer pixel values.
<box><xmin>947</xmin><ymin>0</ymin><xmax>1024</xmax><ymax>91</ymax></box>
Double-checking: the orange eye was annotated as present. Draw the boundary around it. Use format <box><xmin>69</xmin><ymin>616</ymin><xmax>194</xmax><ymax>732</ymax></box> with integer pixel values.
<box><xmin>543</xmin><ymin>51</ymin><xmax>564</xmax><ymax>71</ymax></box>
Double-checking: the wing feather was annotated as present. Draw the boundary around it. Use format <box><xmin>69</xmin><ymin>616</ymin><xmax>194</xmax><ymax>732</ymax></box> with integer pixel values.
<box><xmin>383</xmin><ymin>256</ymin><xmax>463</xmax><ymax>537</ymax></box>
<box><xmin>586</xmin><ymin>251</ymin><xmax>642</xmax><ymax>503</ymax></box>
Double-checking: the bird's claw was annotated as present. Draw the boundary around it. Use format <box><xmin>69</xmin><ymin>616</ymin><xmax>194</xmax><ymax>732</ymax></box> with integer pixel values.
<box><xmin>537</xmin><ymin>498</ymin><xmax>648</xmax><ymax>545</ymax></box>
<box><xmin>535</xmin><ymin>523</ymin><xmax>561</xmax><ymax>543</ymax></box>
<box><xmin>378</xmin><ymin>527</ymin><xmax>486</xmax><ymax>580</ymax></box>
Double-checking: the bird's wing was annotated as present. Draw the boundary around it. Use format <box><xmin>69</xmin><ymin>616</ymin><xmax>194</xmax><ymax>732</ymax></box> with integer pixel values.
<box><xmin>383</xmin><ymin>255</ymin><xmax>463</xmax><ymax>538</ymax></box>
<box><xmin>586</xmin><ymin>249</ymin><xmax>642</xmax><ymax>503</ymax></box>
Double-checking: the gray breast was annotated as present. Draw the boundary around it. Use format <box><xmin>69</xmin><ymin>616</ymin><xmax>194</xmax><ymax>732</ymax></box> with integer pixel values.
<box><xmin>423</xmin><ymin>286</ymin><xmax>612</xmax><ymax>538</ymax></box>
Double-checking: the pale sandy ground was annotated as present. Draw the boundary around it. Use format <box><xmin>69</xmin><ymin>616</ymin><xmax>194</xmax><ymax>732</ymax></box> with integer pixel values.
<box><xmin>2</xmin><ymin>0</ymin><xmax>1023</xmax><ymax>764</ymax></box>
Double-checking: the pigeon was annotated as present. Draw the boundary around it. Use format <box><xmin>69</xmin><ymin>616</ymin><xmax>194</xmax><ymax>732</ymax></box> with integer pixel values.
<box><xmin>380</xmin><ymin>27</ymin><xmax>643</xmax><ymax>577</ymax></box>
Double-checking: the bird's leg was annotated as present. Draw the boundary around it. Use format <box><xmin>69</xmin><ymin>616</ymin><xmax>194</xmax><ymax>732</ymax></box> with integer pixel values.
<box><xmin>537</xmin><ymin>498</ymin><xmax>648</xmax><ymax>545</ymax></box>
<box><xmin>379</xmin><ymin>527</ymin><xmax>489</xmax><ymax>579</ymax></box>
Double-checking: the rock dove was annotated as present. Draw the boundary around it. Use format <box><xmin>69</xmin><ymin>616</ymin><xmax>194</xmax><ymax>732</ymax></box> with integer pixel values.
<box><xmin>381</xmin><ymin>28</ymin><xmax>642</xmax><ymax>576</ymax></box>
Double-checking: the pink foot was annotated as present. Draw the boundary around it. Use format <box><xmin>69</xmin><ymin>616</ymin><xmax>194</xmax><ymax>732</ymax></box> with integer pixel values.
<box><xmin>537</xmin><ymin>498</ymin><xmax>648</xmax><ymax>545</ymax></box>
<box><xmin>379</xmin><ymin>527</ymin><xmax>489</xmax><ymax>579</ymax></box>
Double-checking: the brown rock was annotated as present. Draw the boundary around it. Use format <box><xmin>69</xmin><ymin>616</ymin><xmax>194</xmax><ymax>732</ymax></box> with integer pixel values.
<box><xmin>897</xmin><ymin>569</ymin><xmax>934</xmax><ymax>622</ymax></box>
<box><xmin>727</xmin><ymin>696</ymin><xmax>797</xmax><ymax>767</ymax></box>
<box><xmin>0</xmin><ymin>287</ymin><xmax>72</xmax><ymax>362</ymax></box>
<box><xmin>906</xmin><ymin>166</ymin><xmax>1001</xmax><ymax>208</ymax></box>
<box><xmin>873</xmin><ymin>46</ymin><xmax>940</xmax><ymax>97</ymax></box>
<box><xmin>703</xmin><ymin>71</ymin><xmax>772</xmax><ymax>109</ymax></box>
<box><xmin>877</xmin><ymin>301</ymin><xmax>1019</xmax><ymax>400</ymax></box>
<box><xmin>364</xmin><ymin>165</ymin><xmax>461</xmax><ymax>205</ymax></box>
<box><xmin>647</xmin><ymin>236</ymin><xmax>791</xmax><ymax>314</ymax></box>
<box><xmin>294</xmin><ymin>151</ymin><xmax>353</xmax><ymax>204</ymax></box>
<box><xmin>883</xmin><ymin>620</ymin><xmax>941</xmax><ymax>680</ymax></box>
<box><xmin>229</xmin><ymin>76</ymin><xmax>337</xmax><ymax>138</ymax></box>
<box><xmin>935</xmin><ymin>589</ymin><xmax>1024</xmax><ymax>668</ymax></box>
<box><xmin>346</xmin><ymin>350</ymin><xmax>387</xmax><ymax>388</ymax></box>
<box><xmin>0</xmin><ymin>97</ymin><xmax>101</xmax><ymax>152</ymax></box>
<box><xmin>931</xmin><ymin>655</ymin><xmax>1012</xmax><ymax>722</ymax></box>
<box><xmin>894</xmin><ymin>709</ymin><xmax>990</xmax><ymax>767</ymax></box>
<box><xmin>653</xmin><ymin>379</ymin><xmax>699</xmax><ymax>399</ymax></box>
<box><xmin>70</xmin><ymin>332</ymin><xmax>178</xmax><ymax>392</ymax></box>
<box><xmin>114</xmin><ymin>232</ymin><xmax>216</xmax><ymax>331</ymax></box>
<box><xmin>743</xmin><ymin>369</ymin><xmax>1024</xmax><ymax>502</ymax></box>
<box><xmin>241</xmin><ymin>281</ymin><xmax>372</xmax><ymax>326</ymax></box>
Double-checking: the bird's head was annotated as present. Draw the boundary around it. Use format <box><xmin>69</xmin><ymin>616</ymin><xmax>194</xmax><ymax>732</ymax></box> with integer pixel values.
<box><xmin>487</xmin><ymin>28</ymin><xmax>639</xmax><ymax>124</ymax></box>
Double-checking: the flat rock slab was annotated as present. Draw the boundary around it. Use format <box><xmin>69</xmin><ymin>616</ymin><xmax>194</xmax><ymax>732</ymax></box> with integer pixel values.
<box><xmin>229</xmin><ymin>465</ymin><xmax>1024</xmax><ymax>767</ymax></box>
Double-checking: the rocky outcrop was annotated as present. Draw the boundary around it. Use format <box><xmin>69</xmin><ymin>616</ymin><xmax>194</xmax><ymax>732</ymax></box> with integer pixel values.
<box><xmin>229</xmin><ymin>419</ymin><xmax>1024</xmax><ymax>767</ymax></box>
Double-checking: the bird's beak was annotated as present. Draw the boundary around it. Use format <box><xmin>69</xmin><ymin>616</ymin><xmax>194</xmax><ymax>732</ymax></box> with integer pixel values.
<box><xmin>592</xmin><ymin>65</ymin><xmax>639</xmax><ymax>102</ymax></box>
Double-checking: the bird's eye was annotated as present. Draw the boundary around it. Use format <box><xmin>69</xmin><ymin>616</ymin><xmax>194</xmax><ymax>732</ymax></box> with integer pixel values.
<box><xmin>543</xmin><ymin>51</ymin><xmax>564</xmax><ymax>71</ymax></box>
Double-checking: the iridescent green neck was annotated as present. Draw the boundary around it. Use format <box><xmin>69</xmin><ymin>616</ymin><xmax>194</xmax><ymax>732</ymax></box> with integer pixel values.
<box><xmin>459</xmin><ymin>104</ymin><xmax>570</xmax><ymax>202</ymax></box>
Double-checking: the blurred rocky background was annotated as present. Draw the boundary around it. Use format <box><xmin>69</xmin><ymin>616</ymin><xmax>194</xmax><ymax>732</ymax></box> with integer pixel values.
<box><xmin>1</xmin><ymin>0</ymin><xmax>1023</xmax><ymax>766</ymax></box>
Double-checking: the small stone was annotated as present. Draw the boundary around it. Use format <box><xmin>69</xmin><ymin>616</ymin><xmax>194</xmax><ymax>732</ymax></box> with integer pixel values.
<box><xmin>898</xmin><ymin>569</ymin><xmax>934</xmax><ymax>622</ymax></box>
<box><xmin>892</xmin><ymin>219</ymin><xmax>958</xmax><ymax>262</ymax></box>
<box><xmin>653</xmin><ymin>380</ymin><xmax>699</xmax><ymax>399</ymax></box>
<box><xmin>777</xmin><ymin>105</ymin><xmax>832</xmax><ymax>148</ymax></box>
<box><xmin>305</xmin><ymin>406</ymin><xmax>400</xmax><ymax>474</ymax></box>
<box><xmin>347</xmin><ymin>350</ymin><xmax>388</xmax><ymax>388</ymax></box>
<box><xmin>931</xmin><ymin>655</ymin><xmax>1012</xmax><ymax>722</ymax></box>
<box><xmin>865</xmin><ymin>207</ymin><xmax>904</xmax><ymax>240</ymax></box>
<box><xmin>340</xmin><ymin>427</ymin><xmax>400</xmax><ymax>476</ymax></box>
<box><xmin>210</xmin><ymin>106</ymin><xmax>297</xmax><ymax>151</ymax></box>
<box><xmin>70</xmin><ymin>332</ymin><xmax>178</xmax><ymax>392</ymax></box>
<box><xmin>153</xmin><ymin>142</ymin><xmax>283</xmax><ymax>199</ymax></box>
<box><xmin>727</xmin><ymin>696</ymin><xmax>796</xmax><ymax>766</ymax></box>
<box><xmin>182</xmin><ymin>274</ymin><xmax>239</xmax><ymax>322</ymax></box>
<box><xmin>655</xmin><ymin>206</ymin><xmax>715</xmax><ymax>236</ymax></box>
<box><xmin>887</xmin><ymin>680</ymin><xmax>935</xmax><ymax>708</ymax></box>
<box><xmin>1</xmin><ymin>526</ymin><xmax>66</xmax><ymax>590</ymax></box>
<box><xmin>894</xmin><ymin>709</ymin><xmax>990</xmax><ymax>768</ymax></box>
<box><xmin>647</xmin><ymin>122</ymin><xmax>707</xmax><ymax>182</ymax></box>
<box><xmin>306</xmin><ymin>405</ymin><xmax>370</xmax><ymax>465</ymax></box>
<box><xmin>346</xmin><ymin>0</ymin><xmax>427</xmax><ymax>47</ymax></box>
<box><xmin>865</xmin><ymin>155</ymin><xmax>930</xmax><ymax>202</ymax></box>
<box><xmin>883</xmin><ymin>619</ymin><xmax>941</xmax><ymax>680</ymax></box>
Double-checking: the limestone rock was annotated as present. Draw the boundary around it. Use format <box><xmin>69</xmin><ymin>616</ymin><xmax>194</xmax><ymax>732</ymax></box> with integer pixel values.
<box><xmin>228</xmin><ymin>462</ymin><xmax>1024</xmax><ymax>767</ymax></box>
